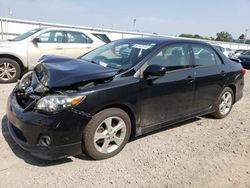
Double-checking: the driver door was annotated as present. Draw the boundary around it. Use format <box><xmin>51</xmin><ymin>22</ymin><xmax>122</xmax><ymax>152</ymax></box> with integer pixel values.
<box><xmin>140</xmin><ymin>43</ymin><xmax>195</xmax><ymax>128</ymax></box>
<box><xmin>27</xmin><ymin>30</ymin><xmax>65</xmax><ymax>69</ymax></box>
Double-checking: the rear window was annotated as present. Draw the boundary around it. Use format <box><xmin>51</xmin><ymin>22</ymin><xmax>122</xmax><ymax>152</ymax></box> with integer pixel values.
<box><xmin>92</xmin><ymin>33</ymin><xmax>111</xmax><ymax>43</ymax></box>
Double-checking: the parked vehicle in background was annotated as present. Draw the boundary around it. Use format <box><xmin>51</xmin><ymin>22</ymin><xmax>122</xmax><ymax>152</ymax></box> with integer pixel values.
<box><xmin>232</xmin><ymin>49</ymin><xmax>248</xmax><ymax>58</ymax></box>
<box><xmin>6</xmin><ymin>38</ymin><xmax>245</xmax><ymax>160</ymax></box>
<box><xmin>213</xmin><ymin>45</ymin><xmax>230</xmax><ymax>57</ymax></box>
<box><xmin>226</xmin><ymin>48</ymin><xmax>235</xmax><ymax>58</ymax></box>
<box><xmin>213</xmin><ymin>45</ymin><xmax>231</xmax><ymax>57</ymax></box>
<box><xmin>0</xmin><ymin>28</ymin><xmax>109</xmax><ymax>83</ymax></box>
<box><xmin>238</xmin><ymin>50</ymin><xmax>250</xmax><ymax>69</ymax></box>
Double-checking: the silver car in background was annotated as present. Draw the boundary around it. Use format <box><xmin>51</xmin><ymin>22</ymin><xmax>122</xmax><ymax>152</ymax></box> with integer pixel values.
<box><xmin>0</xmin><ymin>28</ymin><xmax>109</xmax><ymax>83</ymax></box>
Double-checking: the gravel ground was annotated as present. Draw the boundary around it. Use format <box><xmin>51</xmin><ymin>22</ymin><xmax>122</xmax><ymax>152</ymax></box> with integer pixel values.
<box><xmin>0</xmin><ymin>74</ymin><xmax>250</xmax><ymax>188</ymax></box>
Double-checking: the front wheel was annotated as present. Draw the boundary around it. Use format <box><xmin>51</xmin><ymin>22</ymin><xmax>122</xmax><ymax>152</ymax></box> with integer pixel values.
<box><xmin>83</xmin><ymin>108</ymin><xmax>131</xmax><ymax>160</ymax></box>
<box><xmin>212</xmin><ymin>87</ymin><xmax>234</xmax><ymax>119</ymax></box>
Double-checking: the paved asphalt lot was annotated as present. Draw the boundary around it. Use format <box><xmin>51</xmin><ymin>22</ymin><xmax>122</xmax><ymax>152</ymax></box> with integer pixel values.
<box><xmin>0</xmin><ymin>74</ymin><xmax>250</xmax><ymax>188</ymax></box>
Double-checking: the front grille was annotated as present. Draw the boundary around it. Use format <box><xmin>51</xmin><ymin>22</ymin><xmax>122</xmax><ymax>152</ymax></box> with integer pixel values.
<box><xmin>11</xmin><ymin>123</ymin><xmax>27</xmax><ymax>143</ymax></box>
<box><xmin>15</xmin><ymin>90</ymin><xmax>41</xmax><ymax>111</ymax></box>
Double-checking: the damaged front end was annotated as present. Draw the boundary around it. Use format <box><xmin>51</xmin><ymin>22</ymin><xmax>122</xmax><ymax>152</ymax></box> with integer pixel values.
<box><xmin>15</xmin><ymin>71</ymin><xmax>49</xmax><ymax>112</ymax></box>
<box><xmin>14</xmin><ymin>62</ymin><xmax>115</xmax><ymax>115</ymax></box>
<box><xmin>14</xmin><ymin>71</ymin><xmax>87</xmax><ymax>115</ymax></box>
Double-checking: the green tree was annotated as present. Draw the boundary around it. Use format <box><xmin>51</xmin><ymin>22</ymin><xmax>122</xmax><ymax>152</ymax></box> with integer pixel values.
<box><xmin>238</xmin><ymin>34</ymin><xmax>245</xmax><ymax>40</ymax></box>
<box><xmin>215</xmin><ymin>32</ymin><xmax>233</xmax><ymax>42</ymax></box>
<box><xmin>178</xmin><ymin>34</ymin><xmax>211</xmax><ymax>40</ymax></box>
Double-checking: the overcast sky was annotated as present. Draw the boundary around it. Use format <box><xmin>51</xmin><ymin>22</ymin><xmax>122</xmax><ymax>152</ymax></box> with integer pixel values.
<box><xmin>0</xmin><ymin>0</ymin><xmax>249</xmax><ymax>38</ymax></box>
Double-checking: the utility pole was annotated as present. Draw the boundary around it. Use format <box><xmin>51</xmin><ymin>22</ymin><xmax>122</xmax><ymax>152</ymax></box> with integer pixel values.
<box><xmin>133</xmin><ymin>18</ymin><xmax>136</xmax><ymax>31</ymax></box>
<box><xmin>7</xmin><ymin>8</ymin><xmax>13</xmax><ymax>17</ymax></box>
<box><xmin>0</xmin><ymin>18</ymin><xmax>3</xmax><ymax>40</ymax></box>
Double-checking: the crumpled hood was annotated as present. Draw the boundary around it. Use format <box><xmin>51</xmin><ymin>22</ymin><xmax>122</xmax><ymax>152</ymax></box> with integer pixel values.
<box><xmin>35</xmin><ymin>55</ymin><xmax>118</xmax><ymax>88</ymax></box>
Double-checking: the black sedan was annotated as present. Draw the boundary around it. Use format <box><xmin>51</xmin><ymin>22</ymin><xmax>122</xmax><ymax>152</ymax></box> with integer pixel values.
<box><xmin>6</xmin><ymin>38</ymin><xmax>245</xmax><ymax>160</ymax></box>
<box><xmin>238</xmin><ymin>50</ymin><xmax>250</xmax><ymax>69</ymax></box>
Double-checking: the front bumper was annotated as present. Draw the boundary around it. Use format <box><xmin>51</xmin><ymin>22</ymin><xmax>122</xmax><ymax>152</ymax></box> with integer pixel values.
<box><xmin>6</xmin><ymin>91</ymin><xmax>91</xmax><ymax>160</ymax></box>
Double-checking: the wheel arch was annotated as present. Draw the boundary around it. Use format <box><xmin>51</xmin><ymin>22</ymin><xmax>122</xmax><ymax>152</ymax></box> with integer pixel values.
<box><xmin>226</xmin><ymin>84</ymin><xmax>236</xmax><ymax>103</ymax></box>
<box><xmin>0</xmin><ymin>54</ymin><xmax>26</xmax><ymax>77</ymax></box>
<box><xmin>94</xmin><ymin>104</ymin><xmax>137</xmax><ymax>138</ymax></box>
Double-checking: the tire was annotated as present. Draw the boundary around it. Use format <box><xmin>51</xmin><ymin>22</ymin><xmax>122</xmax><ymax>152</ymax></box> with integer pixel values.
<box><xmin>211</xmin><ymin>87</ymin><xmax>234</xmax><ymax>119</ymax></box>
<box><xmin>83</xmin><ymin>108</ymin><xmax>131</xmax><ymax>160</ymax></box>
<box><xmin>0</xmin><ymin>58</ymin><xmax>21</xmax><ymax>83</ymax></box>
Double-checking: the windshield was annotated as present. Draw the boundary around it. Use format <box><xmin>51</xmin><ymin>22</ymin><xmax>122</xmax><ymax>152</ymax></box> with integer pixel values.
<box><xmin>80</xmin><ymin>39</ymin><xmax>157</xmax><ymax>70</ymax></box>
<box><xmin>12</xmin><ymin>28</ymin><xmax>42</xmax><ymax>41</ymax></box>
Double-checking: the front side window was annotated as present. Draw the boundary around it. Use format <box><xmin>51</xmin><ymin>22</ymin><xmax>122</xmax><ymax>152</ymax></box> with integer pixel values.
<box><xmin>66</xmin><ymin>31</ymin><xmax>93</xmax><ymax>43</ymax></box>
<box><xmin>81</xmin><ymin>40</ymin><xmax>157</xmax><ymax>70</ymax></box>
<box><xmin>192</xmin><ymin>44</ymin><xmax>223</xmax><ymax>66</ymax></box>
<box><xmin>148</xmin><ymin>44</ymin><xmax>190</xmax><ymax>71</ymax></box>
<box><xmin>38</xmin><ymin>31</ymin><xmax>65</xmax><ymax>43</ymax></box>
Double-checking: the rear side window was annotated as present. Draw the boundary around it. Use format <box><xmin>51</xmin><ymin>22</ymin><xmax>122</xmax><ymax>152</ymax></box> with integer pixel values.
<box><xmin>92</xmin><ymin>33</ymin><xmax>111</xmax><ymax>43</ymax></box>
<box><xmin>192</xmin><ymin>44</ymin><xmax>223</xmax><ymax>66</ymax></box>
<box><xmin>66</xmin><ymin>31</ymin><xmax>93</xmax><ymax>43</ymax></box>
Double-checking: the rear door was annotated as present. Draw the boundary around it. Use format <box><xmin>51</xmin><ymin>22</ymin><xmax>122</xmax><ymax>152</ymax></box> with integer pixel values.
<box><xmin>191</xmin><ymin>44</ymin><xmax>228</xmax><ymax>112</ymax></box>
<box><xmin>63</xmin><ymin>31</ymin><xmax>101</xmax><ymax>57</ymax></box>
<box><xmin>140</xmin><ymin>43</ymin><xmax>195</xmax><ymax>128</ymax></box>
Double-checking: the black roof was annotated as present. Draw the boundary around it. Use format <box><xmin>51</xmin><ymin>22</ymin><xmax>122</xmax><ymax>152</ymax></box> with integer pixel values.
<box><xmin>121</xmin><ymin>37</ymin><xmax>211</xmax><ymax>46</ymax></box>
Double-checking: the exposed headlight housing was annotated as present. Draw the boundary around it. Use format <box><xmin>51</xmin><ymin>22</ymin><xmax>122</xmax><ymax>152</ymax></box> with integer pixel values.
<box><xmin>35</xmin><ymin>64</ymin><xmax>49</xmax><ymax>86</ymax></box>
<box><xmin>35</xmin><ymin>95</ymin><xmax>86</xmax><ymax>113</ymax></box>
<box><xmin>19</xmin><ymin>72</ymin><xmax>32</xmax><ymax>89</ymax></box>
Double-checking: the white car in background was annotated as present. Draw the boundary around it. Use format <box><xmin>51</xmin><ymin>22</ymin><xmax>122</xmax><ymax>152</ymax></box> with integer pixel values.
<box><xmin>232</xmin><ymin>49</ymin><xmax>248</xmax><ymax>58</ymax></box>
<box><xmin>0</xmin><ymin>28</ymin><xmax>110</xmax><ymax>83</ymax></box>
<box><xmin>213</xmin><ymin>45</ymin><xmax>230</xmax><ymax>57</ymax></box>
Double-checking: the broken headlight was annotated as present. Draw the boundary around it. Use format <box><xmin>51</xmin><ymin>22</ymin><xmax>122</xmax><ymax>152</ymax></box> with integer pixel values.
<box><xmin>19</xmin><ymin>72</ymin><xmax>32</xmax><ymax>89</ymax></box>
<box><xmin>35</xmin><ymin>95</ymin><xmax>86</xmax><ymax>113</ymax></box>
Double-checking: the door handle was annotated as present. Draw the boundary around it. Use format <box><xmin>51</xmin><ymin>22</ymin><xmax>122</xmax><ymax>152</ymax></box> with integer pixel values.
<box><xmin>56</xmin><ymin>47</ymin><xmax>63</xmax><ymax>50</ymax></box>
<box><xmin>220</xmin><ymin>70</ymin><xmax>226</xmax><ymax>76</ymax></box>
<box><xmin>185</xmin><ymin>76</ymin><xmax>194</xmax><ymax>83</ymax></box>
<box><xmin>86</xmin><ymin>47</ymin><xmax>92</xmax><ymax>49</ymax></box>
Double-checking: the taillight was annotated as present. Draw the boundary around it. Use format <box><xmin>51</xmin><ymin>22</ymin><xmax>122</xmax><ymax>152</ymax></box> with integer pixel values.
<box><xmin>242</xmin><ymin>69</ymin><xmax>247</xmax><ymax>76</ymax></box>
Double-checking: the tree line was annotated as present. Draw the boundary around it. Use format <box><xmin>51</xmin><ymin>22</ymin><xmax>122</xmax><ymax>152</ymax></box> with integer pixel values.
<box><xmin>178</xmin><ymin>32</ymin><xmax>249</xmax><ymax>44</ymax></box>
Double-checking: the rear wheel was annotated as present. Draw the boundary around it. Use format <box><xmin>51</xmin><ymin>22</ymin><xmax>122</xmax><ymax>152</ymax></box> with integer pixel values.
<box><xmin>212</xmin><ymin>87</ymin><xmax>234</xmax><ymax>119</ymax></box>
<box><xmin>83</xmin><ymin>108</ymin><xmax>131</xmax><ymax>160</ymax></box>
<box><xmin>0</xmin><ymin>58</ymin><xmax>21</xmax><ymax>83</ymax></box>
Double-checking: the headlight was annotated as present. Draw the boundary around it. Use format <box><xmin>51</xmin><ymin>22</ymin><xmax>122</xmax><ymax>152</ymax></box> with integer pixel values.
<box><xmin>35</xmin><ymin>95</ymin><xmax>86</xmax><ymax>113</ymax></box>
<box><xmin>19</xmin><ymin>72</ymin><xmax>32</xmax><ymax>89</ymax></box>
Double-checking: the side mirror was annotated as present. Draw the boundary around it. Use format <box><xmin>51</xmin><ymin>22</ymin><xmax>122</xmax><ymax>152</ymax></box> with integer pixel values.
<box><xmin>32</xmin><ymin>37</ymin><xmax>41</xmax><ymax>44</ymax></box>
<box><xmin>144</xmin><ymin>64</ymin><xmax>166</xmax><ymax>78</ymax></box>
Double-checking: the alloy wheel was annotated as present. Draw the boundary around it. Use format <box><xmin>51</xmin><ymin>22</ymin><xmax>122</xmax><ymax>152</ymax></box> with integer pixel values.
<box><xmin>0</xmin><ymin>62</ymin><xmax>17</xmax><ymax>81</ymax></box>
<box><xmin>94</xmin><ymin>116</ymin><xmax>127</xmax><ymax>154</ymax></box>
<box><xmin>219</xmin><ymin>91</ymin><xmax>233</xmax><ymax>115</ymax></box>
